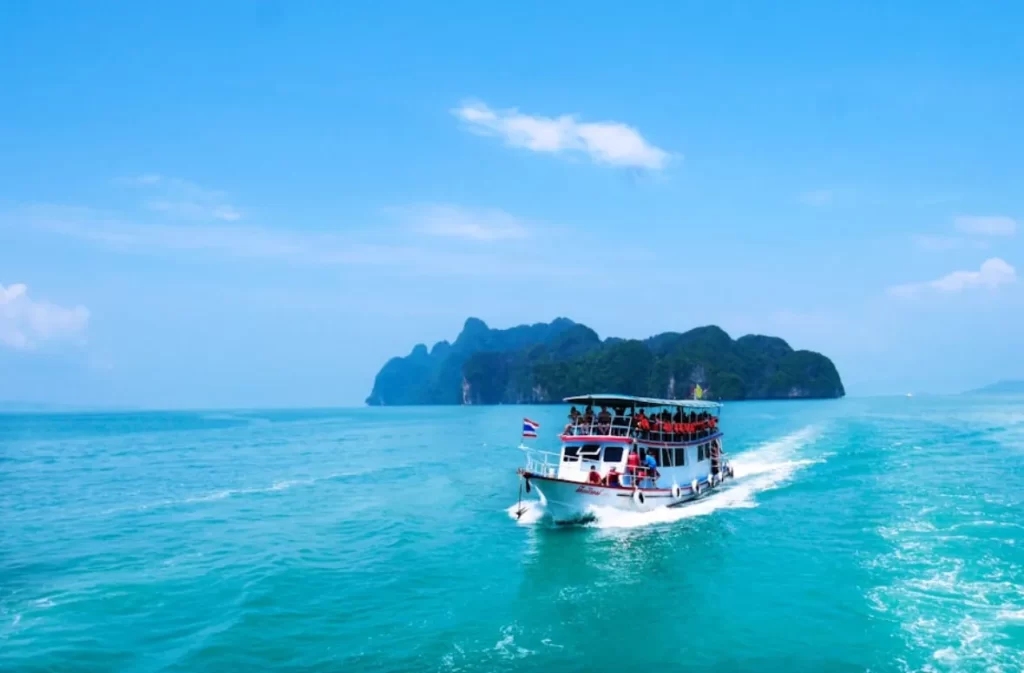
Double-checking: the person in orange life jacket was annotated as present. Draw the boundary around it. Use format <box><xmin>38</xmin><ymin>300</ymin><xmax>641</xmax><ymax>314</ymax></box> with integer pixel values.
<box><xmin>606</xmin><ymin>466</ymin><xmax>621</xmax><ymax>487</ymax></box>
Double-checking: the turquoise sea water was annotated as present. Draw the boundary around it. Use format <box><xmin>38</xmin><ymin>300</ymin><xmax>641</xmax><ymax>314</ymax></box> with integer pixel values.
<box><xmin>2</xmin><ymin>397</ymin><xmax>1024</xmax><ymax>672</ymax></box>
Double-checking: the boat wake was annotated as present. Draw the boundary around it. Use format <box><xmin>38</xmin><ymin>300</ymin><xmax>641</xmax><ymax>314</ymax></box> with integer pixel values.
<box><xmin>509</xmin><ymin>425</ymin><xmax>824</xmax><ymax>529</ymax></box>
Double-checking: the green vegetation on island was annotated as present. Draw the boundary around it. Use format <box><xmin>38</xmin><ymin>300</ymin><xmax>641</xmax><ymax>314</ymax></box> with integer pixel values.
<box><xmin>366</xmin><ymin>318</ymin><xmax>845</xmax><ymax>406</ymax></box>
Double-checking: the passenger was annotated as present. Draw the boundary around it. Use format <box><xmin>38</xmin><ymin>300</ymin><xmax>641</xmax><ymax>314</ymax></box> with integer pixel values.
<box><xmin>563</xmin><ymin>406</ymin><xmax>580</xmax><ymax>435</ymax></box>
<box><xmin>612</xmin><ymin>406</ymin><xmax>627</xmax><ymax>435</ymax></box>
<box><xmin>588</xmin><ymin>464</ymin><xmax>602</xmax><ymax>485</ymax></box>
<box><xmin>606</xmin><ymin>466</ymin><xmax>621</xmax><ymax>487</ymax></box>
<box><xmin>626</xmin><ymin>449</ymin><xmax>640</xmax><ymax>485</ymax></box>
<box><xmin>636</xmin><ymin>410</ymin><xmax>650</xmax><ymax>438</ymax></box>
<box><xmin>583</xmin><ymin>405</ymin><xmax>595</xmax><ymax>431</ymax></box>
<box><xmin>597</xmin><ymin>406</ymin><xmax>612</xmax><ymax>434</ymax></box>
<box><xmin>644</xmin><ymin>451</ymin><xmax>659</xmax><ymax>486</ymax></box>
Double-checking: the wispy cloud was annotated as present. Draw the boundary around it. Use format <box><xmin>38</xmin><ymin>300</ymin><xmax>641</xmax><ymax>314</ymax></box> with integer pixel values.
<box><xmin>117</xmin><ymin>174</ymin><xmax>242</xmax><ymax>222</ymax></box>
<box><xmin>7</xmin><ymin>204</ymin><xmax>568</xmax><ymax>277</ymax></box>
<box><xmin>913</xmin><ymin>214</ymin><xmax>1015</xmax><ymax>251</ymax></box>
<box><xmin>888</xmin><ymin>258</ymin><xmax>1017</xmax><ymax>299</ymax></box>
<box><xmin>953</xmin><ymin>215</ymin><xmax>1016</xmax><ymax>237</ymax></box>
<box><xmin>453</xmin><ymin>100</ymin><xmax>670</xmax><ymax>170</ymax></box>
<box><xmin>0</xmin><ymin>282</ymin><xmax>89</xmax><ymax>350</ymax></box>
<box><xmin>16</xmin><ymin>204</ymin><xmax>421</xmax><ymax>264</ymax></box>
<box><xmin>390</xmin><ymin>204</ymin><xmax>530</xmax><ymax>241</ymax></box>
<box><xmin>797</xmin><ymin>189</ymin><xmax>834</xmax><ymax>206</ymax></box>
<box><xmin>910</xmin><ymin>235</ymin><xmax>985</xmax><ymax>251</ymax></box>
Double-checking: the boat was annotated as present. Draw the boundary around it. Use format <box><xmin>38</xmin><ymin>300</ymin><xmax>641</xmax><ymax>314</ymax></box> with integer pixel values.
<box><xmin>515</xmin><ymin>393</ymin><xmax>734</xmax><ymax>523</ymax></box>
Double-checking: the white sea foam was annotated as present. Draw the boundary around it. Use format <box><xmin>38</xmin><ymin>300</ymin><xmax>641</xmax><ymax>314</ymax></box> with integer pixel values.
<box><xmin>506</xmin><ymin>501</ymin><xmax>547</xmax><ymax>525</ymax></box>
<box><xmin>868</xmin><ymin>508</ymin><xmax>1024</xmax><ymax>672</ymax></box>
<box><xmin>584</xmin><ymin>425</ymin><xmax>823</xmax><ymax>529</ymax></box>
<box><xmin>102</xmin><ymin>470</ymin><xmax>363</xmax><ymax>516</ymax></box>
<box><xmin>493</xmin><ymin>624</ymin><xmax>534</xmax><ymax>660</ymax></box>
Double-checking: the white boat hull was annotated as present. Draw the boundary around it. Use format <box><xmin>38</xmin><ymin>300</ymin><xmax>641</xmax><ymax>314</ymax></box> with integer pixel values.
<box><xmin>522</xmin><ymin>471</ymin><xmax>730</xmax><ymax>523</ymax></box>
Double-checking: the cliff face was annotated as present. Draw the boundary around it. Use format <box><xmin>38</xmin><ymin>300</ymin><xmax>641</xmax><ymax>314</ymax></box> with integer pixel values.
<box><xmin>365</xmin><ymin>318</ymin><xmax>845</xmax><ymax>405</ymax></box>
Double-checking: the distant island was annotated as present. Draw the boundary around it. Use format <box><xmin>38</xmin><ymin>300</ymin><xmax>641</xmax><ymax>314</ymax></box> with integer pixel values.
<box><xmin>965</xmin><ymin>380</ymin><xmax>1024</xmax><ymax>395</ymax></box>
<box><xmin>366</xmin><ymin>317</ymin><xmax>845</xmax><ymax>405</ymax></box>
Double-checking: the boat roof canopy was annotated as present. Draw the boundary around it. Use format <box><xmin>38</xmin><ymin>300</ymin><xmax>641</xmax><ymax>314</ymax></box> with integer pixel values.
<box><xmin>562</xmin><ymin>393</ymin><xmax>722</xmax><ymax>410</ymax></box>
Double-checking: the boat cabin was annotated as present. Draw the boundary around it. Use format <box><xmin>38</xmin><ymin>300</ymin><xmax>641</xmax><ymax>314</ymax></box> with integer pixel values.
<box><xmin>555</xmin><ymin>394</ymin><xmax>724</xmax><ymax>489</ymax></box>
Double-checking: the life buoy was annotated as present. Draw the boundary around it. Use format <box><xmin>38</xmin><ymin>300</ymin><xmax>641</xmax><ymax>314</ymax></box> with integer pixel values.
<box><xmin>671</xmin><ymin>483</ymin><xmax>682</xmax><ymax>499</ymax></box>
<box><xmin>690</xmin><ymin>479</ymin><xmax>699</xmax><ymax>495</ymax></box>
<box><xmin>632</xmin><ymin>489</ymin><xmax>645</xmax><ymax>506</ymax></box>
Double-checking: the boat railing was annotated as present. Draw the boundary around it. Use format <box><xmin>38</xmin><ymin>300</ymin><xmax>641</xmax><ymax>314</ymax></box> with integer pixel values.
<box><xmin>562</xmin><ymin>419</ymin><xmax>720</xmax><ymax>443</ymax></box>
<box><xmin>519</xmin><ymin>446</ymin><xmax>562</xmax><ymax>477</ymax></box>
<box><xmin>562</xmin><ymin>418</ymin><xmax>634</xmax><ymax>437</ymax></box>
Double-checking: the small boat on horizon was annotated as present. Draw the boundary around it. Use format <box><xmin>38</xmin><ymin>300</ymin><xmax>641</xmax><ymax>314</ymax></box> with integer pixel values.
<box><xmin>515</xmin><ymin>393</ymin><xmax>733</xmax><ymax>524</ymax></box>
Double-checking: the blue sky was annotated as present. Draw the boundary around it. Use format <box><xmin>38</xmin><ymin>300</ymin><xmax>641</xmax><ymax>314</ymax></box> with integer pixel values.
<box><xmin>1</xmin><ymin>1</ymin><xmax>1022</xmax><ymax>407</ymax></box>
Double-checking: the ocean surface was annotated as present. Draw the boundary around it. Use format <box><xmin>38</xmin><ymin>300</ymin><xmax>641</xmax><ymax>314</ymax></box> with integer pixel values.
<box><xmin>2</xmin><ymin>397</ymin><xmax>1024</xmax><ymax>672</ymax></box>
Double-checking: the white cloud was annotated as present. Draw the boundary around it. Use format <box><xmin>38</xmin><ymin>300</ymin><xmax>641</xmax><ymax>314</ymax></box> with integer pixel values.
<box><xmin>391</xmin><ymin>204</ymin><xmax>530</xmax><ymax>241</ymax></box>
<box><xmin>954</xmin><ymin>215</ymin><xmax>1016</xmax><ymax>237</ymax></box>
<box><xmin>888</xmin><ymin>258</ymin><xmax>1017</xmax><ymax>299</ymax></box>
<box><xmin>0</xmin><ymin>283</ymin><xmax>89</xmax><ymax>350</ymax></box>
<box><xmin>453</xmin><ymin>100</ymin><xmax>670</xmax><ymax>170</ymax></box>
<box><xmin>117</xmin><ymin>174</ymin><xmax>242</xmax><ymax>221</ymax></box>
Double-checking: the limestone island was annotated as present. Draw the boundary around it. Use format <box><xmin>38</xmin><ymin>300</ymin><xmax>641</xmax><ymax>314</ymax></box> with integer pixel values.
<box><xmin>366</xmin><ymin>317</ymin><xmax>844</xmax><ymax>405</ymax></box>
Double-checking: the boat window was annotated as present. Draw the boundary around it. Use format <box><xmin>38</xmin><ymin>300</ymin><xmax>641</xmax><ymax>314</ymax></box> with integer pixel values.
<box><xmin>579</xmin><ymin>444</ymin><xmax>602</xmax><ymax>460</ymax></box>
<box><xmin>674</xmin><ymin>448</ymin><xmax>686</xmax><ymax>466</ymax></box>
<box><xmin>562</xmin><ymin>446</ymin><xmax>580</xmax><ymax>462</ymax></box>
<box><xmin>603</xmin><ymin>445</ymin><xmax>624</xmax><ymax>463</ymax></box>
<box><xmin>697</xmin><ymin>444</ymin><xmax>705</xmax><ymax>461</ymax></box>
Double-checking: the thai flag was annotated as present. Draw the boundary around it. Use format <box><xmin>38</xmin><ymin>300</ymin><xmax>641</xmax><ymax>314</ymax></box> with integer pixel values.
<box><xmin>522</xmin><ymin>418</ymin><xmax>540</xmax><ymax>438</ymax></box>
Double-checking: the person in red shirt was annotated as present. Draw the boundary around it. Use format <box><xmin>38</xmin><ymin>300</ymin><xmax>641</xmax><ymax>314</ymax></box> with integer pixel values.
<box><xmin>588</xmin><ymin>465</ymin><xmax>602</xmax><ymax>484</ymax></box>
<box><xmin>626</xmin><ymin>449</ymin><xmax>640</xmax><ymax>486</ymax></box>
<box><xmin>606</xmin><ymin>466</ymin><xmax>621</xmax><ymax>487</ymax></box>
